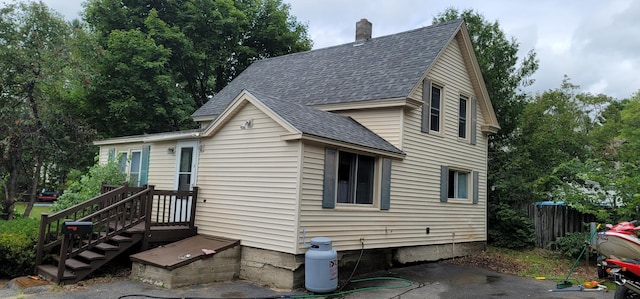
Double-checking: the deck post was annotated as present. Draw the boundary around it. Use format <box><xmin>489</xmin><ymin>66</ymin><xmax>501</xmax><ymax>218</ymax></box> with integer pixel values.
<box><xmin>57</xmin><ymin>234</ymin><xmax>70</xmax><ymax>283</ymax></box>
<box><xmin>189</xmin><ymin>187</ymin><xmax>198</xmax><ymax>230</ymax></box>
<box><xmin>142</xmin><ymin>185</ymin><xmax>155</xmax><ymax>250</ymax></box>
<box><xmin>34</xmin><ymin>213</ymin><xmax>49</xmax><ymax>272</ymax></box>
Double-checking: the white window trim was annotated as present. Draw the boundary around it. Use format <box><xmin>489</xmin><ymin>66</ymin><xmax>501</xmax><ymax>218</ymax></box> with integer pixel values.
<box><xmin>430</xmin><ymin>84</ymin><xmax>445</xmax><ymax>135</ymax></box>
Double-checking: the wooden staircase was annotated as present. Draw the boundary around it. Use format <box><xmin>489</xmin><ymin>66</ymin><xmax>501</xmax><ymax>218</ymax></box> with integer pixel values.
<box><xmin>34</xmin><ymin>183</ymin><xmax>198</xmax><ymax>284</ymax></box>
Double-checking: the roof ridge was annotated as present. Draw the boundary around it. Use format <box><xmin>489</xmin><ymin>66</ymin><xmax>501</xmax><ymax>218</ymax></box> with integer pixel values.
<box><xmin>255</xmin><ymin>18</ymin><xmax>464</xmax><ymax>63</ymax></box>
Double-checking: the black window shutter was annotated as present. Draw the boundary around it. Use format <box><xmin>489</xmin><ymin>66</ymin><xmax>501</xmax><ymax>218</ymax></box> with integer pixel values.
<box><xmin>470</xmin><ymin>97</ymin><xmax>477</xmax><ymax>145</ymax></box>
<box><xmin>322</xmin><ymin>148</ymin><xmax>337</xmax><ymax>208</ymax></box>
<box><xmin>473</xmin><ymin>171</ymin><xmax>479</xmax><ymax>204</ymax></box>
<box><xmin>380</xmin><ymin>158</ymin><xmax>392</xmax><ymax>210</ymax></box>
<box><xmin>440</xmin><ymin>165</ymin><xmax>448</xmax><ymax>202</ymax></box>
<box><xmin>421</xmin><ymin>79</ymin><xmax>432</xmax><ymax>133</ymax></box>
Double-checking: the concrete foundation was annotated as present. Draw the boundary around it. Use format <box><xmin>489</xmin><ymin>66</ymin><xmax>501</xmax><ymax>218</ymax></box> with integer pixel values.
<box><xmin>394</xmin><ymin>241</ymin><xmax>486</xmax><ymax>264</ymax></box>
<box><xmin>131</xmin><ymin>241</ymin><xmax>485</xmax><ymax>290</ymax></box>
<box><xmin>239</xmin><ymin>241</ymin><xmax>486</xmax><ymax>290</ymax></box>
<box><xmin>239</xmin><ymin>246</ymin><xmax>305</xmax><ymax>290</ymax></box>
<box><xmin>131</xmin><ymin>246</ymin><xmax>240</xmax><ymax>289</ymax></box>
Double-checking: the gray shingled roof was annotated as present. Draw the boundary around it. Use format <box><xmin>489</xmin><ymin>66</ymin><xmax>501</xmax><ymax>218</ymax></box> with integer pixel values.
<box><xmin>192</xmin><ymin>19</ymin><xmax>463</xmax><ymax>119</ymax></box>
<box><xmin>247</xmin><ymin>90</ymin><xmax>403</xmax><ymax>155</ymax></box>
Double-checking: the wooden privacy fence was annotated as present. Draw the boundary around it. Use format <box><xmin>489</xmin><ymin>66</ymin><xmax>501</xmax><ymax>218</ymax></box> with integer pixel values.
<box><xmin>527</xmin><ymin>203</ymin><xmax>596</xmax><ymax>249</ymax></box>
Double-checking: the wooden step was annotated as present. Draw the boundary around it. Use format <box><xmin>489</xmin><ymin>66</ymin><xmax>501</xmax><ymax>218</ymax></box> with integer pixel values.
<box><xmin>111</xmin><ymin>234</ymin><xmax>133</xmax><ymax>243</ymax></box>
<box><xmin>95</xmin><ymin>242</ymin><xmax>119</xmax><ymax>251</ymax></box>
<box><xmin>67</xmin><ymin>260</ymin><xmax>90</xmax><ymax>271</ymax></box>
<box><xmin>95</xmin><ymin>232</ymin><xmax>133</xmax><ymax>243</ymax></box>
<box><xmin>78</xmin><ymin>250</ymin><xmax>105</xmax><ymax>261</ymax></box>
<box><xmin>52</xmin><ymin>257</ymin><xmax>91</xmax><ymax>270</ymax></box>
<box><xmin>37</xmin><ymin>264</ymin><xmax>75</xmax><ymax>281</ymax></box>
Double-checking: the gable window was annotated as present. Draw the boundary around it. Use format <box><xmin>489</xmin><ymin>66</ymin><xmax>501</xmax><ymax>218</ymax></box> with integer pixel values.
<box><xmin>421</xmin><ymin>80</ymin><xmax>444</xmax><ymax>134</ymax></box>
<box><xmin>448</xmin><ymin>169</ymin><xmax>469</xmax><ymax>199</ymax></box>
<box><xmin>129</xmin><ymin>151</ymin><xmax>142</xmax><ymax>187</ymax></box>
<box><xmin>430</xmin><ymin>85</ymin><xmax>442</xmax><ymax>132</ymax></box>
<box><xmin>337</xmin><ymin>151</ymin><xmax>375</xmax><ymax>205</ymax></box>
<box><xmin>458</xmin><ymin>96</ymin><xmax>468</xmax><ymax>138</ymax></box>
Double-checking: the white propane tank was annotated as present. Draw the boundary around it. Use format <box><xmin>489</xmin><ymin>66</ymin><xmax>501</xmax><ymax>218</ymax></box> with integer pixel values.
<box><xmin>304</xmin><ymin>237</ymin><xmax>338</xmax><ymax>293</ymax></box>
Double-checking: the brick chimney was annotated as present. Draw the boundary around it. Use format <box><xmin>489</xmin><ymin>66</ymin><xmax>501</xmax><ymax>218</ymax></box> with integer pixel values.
<box><xmin>355</xmin><ymin>18</ymin><xmax>372</xmax><ymax>42</ymax></box>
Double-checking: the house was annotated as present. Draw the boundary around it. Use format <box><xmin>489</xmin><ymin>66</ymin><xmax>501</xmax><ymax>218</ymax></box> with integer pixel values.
<box><xmin>92</xmin><ymin>18</ymin><xmax>500</xmax><ymax>289</ymax></box>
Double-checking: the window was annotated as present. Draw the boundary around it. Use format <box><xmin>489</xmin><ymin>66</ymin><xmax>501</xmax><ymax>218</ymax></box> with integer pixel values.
<box><xmin>323</xmin><ymin>148</ymin><xmax>391</xmax><ymax>210</ymax></box>
<box><xmin>448</xmin><ymin>169</ymin><xmax>469</xmax><ymax>199</ymax></box>
<box><xmin>430</xmin><ymin>85</ymin><xmax>442</xmax><ymax>132</ymax></box>
<box><xmin>117</xmin><ymin>152</ymin><xmax>128</xmax><ymax>173</ymax></box>
<box><xmin>458</xmin><ymin>96</ymin><xmax>468</xmax><ymax>138</ymax></box>
<box><xmin>129</xmin><ymin>151</ymin><xmax>142</xmax><ymax>186</ymax></box>
<box><xmin>441</xmin><ymin>166</ymin><xmax>479</xmax><ymax>203</ymax></box>
<box><xmin>337</xmin><ymin>152</ymin><xmax>375</xmax><ymax>205</ymax></box>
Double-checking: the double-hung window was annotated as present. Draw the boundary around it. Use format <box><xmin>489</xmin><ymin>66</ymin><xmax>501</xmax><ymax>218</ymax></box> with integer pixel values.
<box><xmin>337</xmin><ymin>151</ymin><xmax>375</xmax><ymax>205</ymax></box>
<box><xmin>448</xmin><ymin>169</ymin><xmax>469</xmax><ymax>199</ymax></box>
<box><xmin>129</xmin><ymin>151</ymin><xmax>142</xmax><ymax>187</ymax></box>
<box><xmin>421</xmin><ymin>80</ymin><xmax>443</xmax><ymax>134</ymax></box>
<box><xmin>430</xmin><ymin>85</ymin><xmax>442</xmax><ymax>132</ymax></box>
<box><xmin>440</xmin><ymin>165</ymin><xmax>479</xmax><ymax>203</ymax></box>
<box><xmin>458</xmin><ymin>96</ymin><xmax>468</xmax><ymax>139</ymax></box>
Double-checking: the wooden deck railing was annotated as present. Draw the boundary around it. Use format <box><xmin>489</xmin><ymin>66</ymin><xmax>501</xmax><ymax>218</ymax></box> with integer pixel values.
<box><xmin>35</xmin><ymin>183</ymin><xmax>198</xmax><ymax>276</ymax></box>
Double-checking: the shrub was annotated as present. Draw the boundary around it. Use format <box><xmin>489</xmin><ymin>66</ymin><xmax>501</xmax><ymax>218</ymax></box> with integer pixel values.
<box><xmin>549</xmin><ymin>231</ymin><xmax>594</xmax><ymax>259</ymax></box>
<box><xmin>0</xmin><ymin>217</ymin><xmax>40</xmax><ymax>278</ymax></box>
<box><xmin>488</xmin><ymin>203</ymin><xmax>536</xmax><ymax>249</ymax></box>
<box><xmin>52</xmin><ymin>159</ymin><xmax>126</xmax><ymax>212</ymax></box>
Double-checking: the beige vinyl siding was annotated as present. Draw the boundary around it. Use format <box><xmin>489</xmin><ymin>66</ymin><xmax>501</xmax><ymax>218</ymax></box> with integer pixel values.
<box><xmin>336</xmin><ymin>107</ymin><xmax>403</xmax><ymax>149</ymax></box>
<box><xmin>195</xmin><ymin>103</ymin><xmax>301</xmax><ymax>253</ymax></box>
<box><xmin>298</xmin><ymin>34</ymin><xmax>488</xmax><ymax>253</ymax></box>
<box><xmin>147</xmin><ymin>141</ymin><xmax>179</xmax><ymax>190</ymax></box>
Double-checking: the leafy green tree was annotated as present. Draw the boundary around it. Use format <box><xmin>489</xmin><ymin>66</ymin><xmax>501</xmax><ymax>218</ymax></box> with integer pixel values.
<box><xmin>83</xmin><ymin>0</ymin><xmax>312</xmax><ymax>138</ymax></box>
<box><xmin>540</xmin><ymin>92</ymin><xmax>640</xmax><ymax>223</ymax></box>
<box><xmin>86</xmin><ymin>15</ymin><xmax>194</xmax><ymax>137</ymax></box>
<box><xmin>618</xmin><ymin>92</ymin><xmax>640</xmax><ymax>163</ymax></box>
<box><xmin>0</xmin><ymin>2</ymin><xmax>95</xmax><ymax>219</ymax></box>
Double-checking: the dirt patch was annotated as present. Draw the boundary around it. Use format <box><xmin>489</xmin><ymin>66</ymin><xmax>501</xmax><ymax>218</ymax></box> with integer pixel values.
<box><xmin>443</xmin><ymin>249</ymin><xmax>598</xmax><ymax>282</ymax></box>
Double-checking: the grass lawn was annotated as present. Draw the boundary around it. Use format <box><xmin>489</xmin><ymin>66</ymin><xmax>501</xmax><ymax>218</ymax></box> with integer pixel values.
<box><xmin>14</xmin><ymin>202</ymin><xmax>53</xmax><ymax>219</ymax></box>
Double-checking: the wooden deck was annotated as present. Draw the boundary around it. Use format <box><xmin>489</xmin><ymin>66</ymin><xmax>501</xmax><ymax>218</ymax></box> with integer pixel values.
<box><xmin>35</xmin><ymin>184</ymin><xmax>200</xmax><ymax>284</ymax></box>
<box><xmin>130</xmin><ymin>235</ymin><xmax>239</xmax><ymax>270</ymax></box>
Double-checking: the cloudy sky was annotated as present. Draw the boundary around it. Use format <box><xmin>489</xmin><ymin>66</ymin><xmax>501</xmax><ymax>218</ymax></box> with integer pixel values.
<box><xmin>35</xmin><ymin>0</ymin><xmax>640</xmax><ymax>99</ymax></box>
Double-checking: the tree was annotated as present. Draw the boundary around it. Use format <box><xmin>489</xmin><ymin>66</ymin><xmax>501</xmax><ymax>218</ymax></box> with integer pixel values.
<box><xmin>0</xmin><ymin>2</ymin><xmax>95</xmax><ymax>219</ymax></box>
<box><xmin>83</xmin><ymin>0</ymin><xmax>312</xmax><ymax>137</ymax></box>
<box><xmin>86</xmin><ymin>13</ymin><xmax>195</xmax><ymax>137</ymax></box>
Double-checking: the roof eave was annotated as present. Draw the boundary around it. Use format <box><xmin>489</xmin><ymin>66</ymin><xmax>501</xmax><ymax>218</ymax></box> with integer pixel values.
<box><xmin>282</xmin><ymin>133</ymin><xmax>405</xmax><ymax>160</ymax></box>
<box><xmin>93</xmin><ymin>130</ymin><xmax>202</xmax><ymax>145</ymax></box>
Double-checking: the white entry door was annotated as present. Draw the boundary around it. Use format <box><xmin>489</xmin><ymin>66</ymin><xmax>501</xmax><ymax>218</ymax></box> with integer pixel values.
<box><xmin>172</xmin><ymin>140</ymin><xmax>198</xmax><ymax>221</ymax></box>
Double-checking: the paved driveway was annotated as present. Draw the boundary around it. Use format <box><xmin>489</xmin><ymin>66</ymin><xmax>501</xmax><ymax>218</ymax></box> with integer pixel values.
<box><xmin>0</xmin><ymin>262</ymin><xmax>613</xmax><ymax>299</ymax></box>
